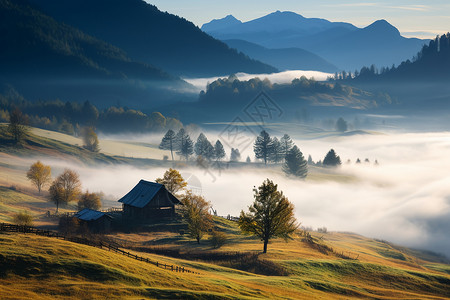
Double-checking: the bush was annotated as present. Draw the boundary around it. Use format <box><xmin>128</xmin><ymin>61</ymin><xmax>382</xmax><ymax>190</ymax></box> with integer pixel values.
<box><xmin>317</xmin><ymin>227</ymin><xmax>328</xmax><ymax>233</ymax></box>
<box><xmin>210</xmin><ymin>230</ymin><xmax>227</xmax><ymax>248</ymax></box>
<box><xmin>12</xmin><ymin>211</ymin><xmax>33</xmax><ymax>226</ymax></box>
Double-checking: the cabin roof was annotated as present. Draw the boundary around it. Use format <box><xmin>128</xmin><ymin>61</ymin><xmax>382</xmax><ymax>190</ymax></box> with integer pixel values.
<box><xmin>74</xmin><ymin>208</ymin><xmax>109</xmax><ymax>221</ymax></box>
<box><xmin>118</xmin><ymin>179</ymin><xmax>181</xmax><ymax>208</ymax></box>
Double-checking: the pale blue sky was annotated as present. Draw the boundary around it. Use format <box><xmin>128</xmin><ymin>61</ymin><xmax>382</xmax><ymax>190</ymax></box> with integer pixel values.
<box><xmin>146</xmin><ymin>0</ymin><xmax>450</xmax><ymax>38</ymax></box>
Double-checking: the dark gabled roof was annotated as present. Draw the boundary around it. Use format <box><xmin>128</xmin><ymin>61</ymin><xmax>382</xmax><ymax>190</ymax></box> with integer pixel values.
<box><xmin>74</xmin><ymin>208</ymin><xmax>109</xmax><ymax>221</ymax></box>
<box><xmin>118</xmin><ymin>179</ymin><xmax>181</xmax><ymax>208</ymax></box>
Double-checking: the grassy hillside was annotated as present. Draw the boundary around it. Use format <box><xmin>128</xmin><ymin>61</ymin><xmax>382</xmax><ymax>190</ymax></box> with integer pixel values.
<box><xmin>1</xmin><ymin>125</ymin><xmax>449</xmax><ymax>298</ymax></box>
<box><xmin>1</xmin><ymin>220</ymin><xmax>449</xmax><ymax>299</ymax></box>
<box><xmin>0</xmin><ymin>125</ymin><xmax>120</xmax><ymax>165</ymax></box>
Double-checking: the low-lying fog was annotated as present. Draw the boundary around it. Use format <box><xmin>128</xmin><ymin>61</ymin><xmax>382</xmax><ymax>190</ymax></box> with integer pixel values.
<box><xmin>184</xmin><ymin>70</ymin><xmax>333</xmax><ymax>91</ymax></box>
<box><xmin>46</xmin><ymin>131</ymin><xmax>450</xmax><ymax>258</ymax></box>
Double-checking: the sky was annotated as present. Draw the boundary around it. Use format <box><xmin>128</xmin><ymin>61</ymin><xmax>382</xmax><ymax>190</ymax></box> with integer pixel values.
<box><xmin>146</xmin><ymin>0</ymin><xmax>450</xmax><ymax>38</ymax></box>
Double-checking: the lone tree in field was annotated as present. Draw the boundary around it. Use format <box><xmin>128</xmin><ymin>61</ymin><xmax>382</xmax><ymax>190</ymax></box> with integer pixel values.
<box><xmin>26</xmin><ymin>161</ymin><xmax>52</xmax><ymax>193</ymax></box>
<box><xmin>214</xmin><ymin>140</ymin><xmax>226</xmax><ymax>161</ymax></box>
<box><xmin>336</xmin><ymin>117</ymin><xmax>348</xmax><ymax>132</ymax></box>
<box><xmin>159</xmin><ymin>129</ymin><xmax>176</xmax><ymax>161</ymax></box>
<box><xmin>48</xmin><ymin>169</ymin><xmax>82</xmax><ymax>213</ymax></box>
<box><xmin>239</xmin><ymin>179</ymin><xmax>298</xmax><ymax>253</ymax></box>
<box><xmin>323</xmin><ymin>149</ymin><xmax>342</xmax><ymax>167</ymax></box>
<box><xmin>283</xmin><ymin>146</ymin><xmax>308</xmax><ymax>178</ymax></box>
<box><xmin>8</xmin><ymin>108</ymin><xmax>28</xmax><ymax>144</ymax></box>
<box><xmin>78</xmin><ymin>191</ymin><xmax>102</xmax><ymax>210</ymax></box>
<box><xmin>182</xmin><ymin>191</ymin><xmax>212</xmax><ymax>244</ymax></box>
<box><xmin>254</xmin><ymin>130</ymin><xmax>272</xmax><ymax>165</ymax></box>
<box><xmin>175</xmin><ymin>128</ymin><xmax>194</xmax><ymax>161</ymax></box>
<box><xmin>156</xmin><ymin>168</ymin><xmax>187</xmax><ymax>195</ymax></box>
<box><xmin>81</xmin><ymin>127</ymin><xmax>99</xmax><ymax>152</ymax></box>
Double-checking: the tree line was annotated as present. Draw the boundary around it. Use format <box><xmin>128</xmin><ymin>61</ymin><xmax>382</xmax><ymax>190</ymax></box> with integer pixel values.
<box><xmin>0</xmin><ymin>88</ymin><xmax>182</xmax><ymax>135</ymax></box>
<box><xmin>26</xmin><ymin>161</ymin><xmax>102</xmax><ymax>214</ymax></box>
<box><xmin>331</xmin><ymin>33</ymin><xmax>450</xmax><ymax>82</ymax></box>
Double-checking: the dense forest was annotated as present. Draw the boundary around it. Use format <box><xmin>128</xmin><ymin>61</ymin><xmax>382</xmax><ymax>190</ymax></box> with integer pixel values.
<box><xmin>0</xmin><ymin>0</ymin><xmax>194</xmax><ymax>108</ymax></box>
<box><xmin>0</xmin><ymin>86</ymin><xmax>182</xmax><ymax>135</ymax></box>
<box><xmin>332</xmin><ymin>33</ymin><xmax>450</xmax><ymax>82</ymax></box>
<box><xmin>199</xmin><ymin>75</ymin><xmax>394</xmax><ymax>108</ymax></box>
<box><xmin>28</xmin><ymin>0</ymin><xmax>277</xmax><ymax>77</ymax></box>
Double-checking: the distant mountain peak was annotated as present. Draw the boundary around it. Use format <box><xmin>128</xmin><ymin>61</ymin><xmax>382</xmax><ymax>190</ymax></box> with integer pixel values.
<box><xmin>201</xmin><ymin>14</ymin><xmax>242</xmax><ymax>32</ymax></box>
<box><xmin>365</xmin><ymin>19</ymin><xmax>400</xmax><ymax>36</ymax></box>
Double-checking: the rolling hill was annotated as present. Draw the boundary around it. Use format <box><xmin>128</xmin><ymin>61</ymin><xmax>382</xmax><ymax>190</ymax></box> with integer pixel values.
<box><xmin>0</xmin><ymin>221</ymin><xmax>449</xmax><ymax>299</ymax></box>
<box><xmin>28</xmin><ymin>0</ymin><xmax>278</xmax><ymax>77</ymax></box>
<box><xmin>202</xmin><ymin>11</ymin><xmax>427</xmax><ymax>71</ymax></box>
<box><xmin>0</xmin><ymin>0</ymin><xmax>194</xmax><ymax>109</ymax></box>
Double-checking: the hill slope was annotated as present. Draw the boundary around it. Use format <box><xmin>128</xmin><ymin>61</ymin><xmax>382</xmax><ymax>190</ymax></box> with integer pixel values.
<box><xmin>0</xmin><ymin>226</ymin><xmax>449</xmax><ymax>299</ymax></box>
<box><xmin>29</xmin><ymin>0</ymin><xmax>277</xmax><ymax>77</ymax></box>
<box><xmin>224</xmin><ymin>39</ymin><xmax>339</xmax><ymax>73</ymax></box>
<box><xmin>0</xmin><ymin>0</ymin><xmax>193</xmax><ymax>108</ymax></box>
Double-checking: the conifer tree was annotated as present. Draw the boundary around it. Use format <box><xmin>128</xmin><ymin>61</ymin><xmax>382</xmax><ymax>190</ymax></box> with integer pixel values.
<box><xmin>283</xmin><ymin>146</ymin><xmax>307</xmax><ymax>178</ymax></box>
<box><xmin>323</xmin><ymin>149</ymin><xmax>341</xmax><ymax>167</ymax></box>
<box><xmin>159</xmin><ymin>129</ymin><xmax>176</xmax><ymax>161</ymax></box>
<box><xmin>175</xmin><ymin>128</ymin><xmax>193</xmax><ymax>161</ymax></box>
<box><xmin>280</xmin><ymin>134</ymin><xmax>294</xmax><ymax>161</ymax></box>
<box><xmin>254</xmin><ymin>130</ymin><xmax>272</xmax><ymax>165</ymax></box>
<box><xmin>214</xmin><ymin>140</ymin><xmax>226</xmax><ymax>161</ymax></box>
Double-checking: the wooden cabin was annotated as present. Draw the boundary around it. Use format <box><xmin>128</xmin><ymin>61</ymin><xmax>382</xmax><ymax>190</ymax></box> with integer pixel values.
<box><xmin>118</xmin><ymin>180</ymin><xmax>181</xmax><ymax>220</ymax></box>
<box><xmin>73</xmin><ymin>208</ymin><xmax>112</xmax><ymax>233</ymax></box>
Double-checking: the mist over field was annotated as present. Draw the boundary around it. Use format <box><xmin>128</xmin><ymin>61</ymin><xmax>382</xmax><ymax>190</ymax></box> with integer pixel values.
<box><xmin>36</xmin><ymin>131</ymin><xmax>450</xmax><ymax>257</ymax></box>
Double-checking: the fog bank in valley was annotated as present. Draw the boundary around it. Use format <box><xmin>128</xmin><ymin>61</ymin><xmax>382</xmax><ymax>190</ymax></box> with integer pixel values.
<box><xmin>41</xmin><ymin>131</ymin><xmax>450</xmax><ymax>258</ymax></box>
<box><xmin>184</xmin><ymin>70</ymin><xmax>332</xmax><ymax>91</ymax></box>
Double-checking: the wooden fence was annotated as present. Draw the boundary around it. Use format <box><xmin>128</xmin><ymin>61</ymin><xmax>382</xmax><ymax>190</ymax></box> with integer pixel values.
<box><xmin>0</xmin><ymin>223</ymin><xmax>200</xmax><ymax>274</ymax></box>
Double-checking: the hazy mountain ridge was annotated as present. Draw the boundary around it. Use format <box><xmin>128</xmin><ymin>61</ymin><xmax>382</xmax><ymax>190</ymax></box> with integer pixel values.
<box><xmin>223</xmin><ymin>39</ymin><xmax>339</xmax><ymax>73</ymax></box>
<box><xmin>202</xmin><ymin>12</ymin><xmax>427</xmax><ymax>71</ymax></box>
<box><xmin>29</xmin><ymin>0</ymin><xmax>278</xmax><ymax>77</ymax></box>
<box><xmin>0</xmin><ymin>0</ymin><xmax>195</xmax><ymax>108</ymax></box>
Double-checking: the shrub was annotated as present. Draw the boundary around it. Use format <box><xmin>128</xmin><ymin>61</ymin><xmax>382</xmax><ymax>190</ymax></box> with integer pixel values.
<box><xmin>210</xmin><ymin>230</ymin><xmax>227</xmax><ymax>248</ymax></box>
<box><xmin>13</xmin><ymin>211</ymin><xmax>33</xmax><ymax>226</ymax></box>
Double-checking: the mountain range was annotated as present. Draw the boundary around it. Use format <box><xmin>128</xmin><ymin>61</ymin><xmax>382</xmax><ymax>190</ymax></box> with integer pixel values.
<box><xmin>202</xmin><ymin>11</ymin><xmax>427</xmax><ymax>71</ymax></box>
<box><xmin>28</xmin><ymin>0</ymin><xmax>277</xmax><ymax>77</ymax></box>
<box><xmin>223</xmin><ymin>39</ymin><xmax>339</xmax><ymax>73</ymax></box>
<box><xmin>0</xmin><ymin>0</ymin><xmax>195</xmax><ymax>108</ymax></box>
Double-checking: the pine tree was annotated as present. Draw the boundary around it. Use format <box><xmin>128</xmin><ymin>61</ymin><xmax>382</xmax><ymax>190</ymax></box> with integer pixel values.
<box><xmin>283</xmin><ymin>146</ymin><xmax>307</xmax><ymax>178</ymax></box>
<box><xmin>280</xmin><ymin>134</ymin><xmax>294</xmax><ymax>161</ymax></box>
<box><xmin>159</xmin><ymin>129</ymin><xmax>176</xmax><ymax>161</ymax></box>
<box><xmin>254</xmin><ymin>130</ymin><xmax>272</xmax><ymax>165</ymax></box>
<box><xmin>307</xmin><ymin>155</ymin><xmax>314</xmax><ymax>165</ymax></box>
<box><xmin>175</xmin><ymin>128</ymin><xmax>193</xmax><ymax>161</ymax></box>
<box><xmin>323</xmin><ymin>149</ymin><xmax>341</xmax><ymax>167</ymax></box>
<box><xmin>336</xmin><ymin>117</ymin><xmax>348</xmax><ymax>132</ymax></box>
<box><xmin>269</xmin><ymin>137</ymin><xmax>283</xmax><ymax>164</ymax></box>
<box><xmin>194</xmin><ymin>133</ymin><xmax>214</xmax><ymax>160</ymax></box>
<box><xmin>214</xmin><ymin>140</ymin><xmax>226</xmax><ymax>161</ymax></box>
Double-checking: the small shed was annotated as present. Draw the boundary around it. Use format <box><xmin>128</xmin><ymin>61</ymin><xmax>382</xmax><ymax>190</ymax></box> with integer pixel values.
<box><xmin>118</xmin><ymin>180</ymin><xmax>181</xmax><ymax>220</ymax></box>
<box><xmin>74</xmin><ymin>208</ymin><xmax>112</xmax><ymax>233</ymax></box>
